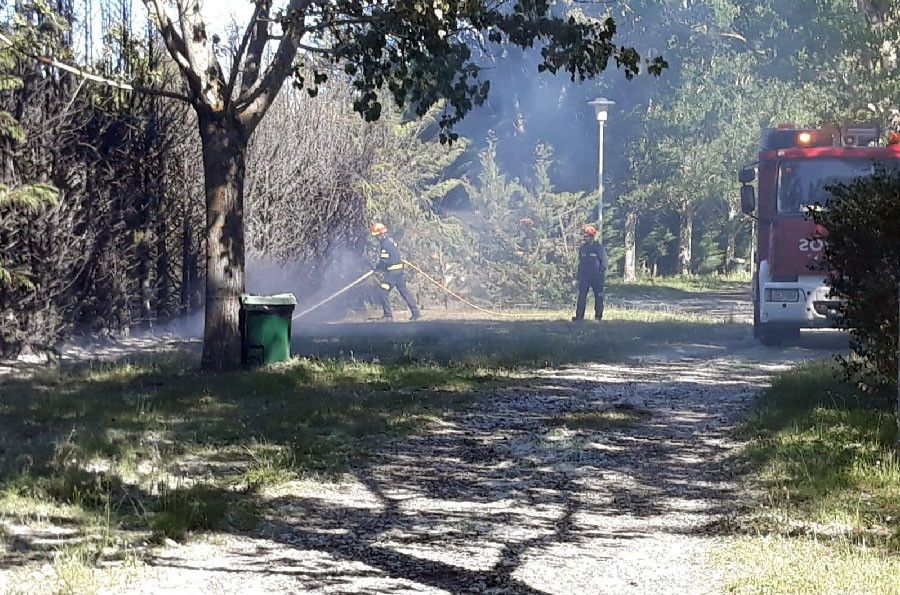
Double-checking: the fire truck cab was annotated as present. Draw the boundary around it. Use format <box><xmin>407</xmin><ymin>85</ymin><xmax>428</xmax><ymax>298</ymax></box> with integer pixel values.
<box><xmin>739</xmin><ymin>124</ymin><xmax>900</xmax><ymax>345</ymax></box>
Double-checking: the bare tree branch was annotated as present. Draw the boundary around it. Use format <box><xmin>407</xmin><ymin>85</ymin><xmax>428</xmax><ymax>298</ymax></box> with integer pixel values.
<box><xmin>176</xmin><ymin>0</ymin><xmax>202</xmax><ymax>75</ymax></box>
<box><xmin>296</xmin><ymin>42</ymin><xmax>338</xmax><ymax>54</ymax></box>
<box><xmin>236</xmin><ymin>33</ymin><xmax>298</xmax><ymax>131</ymax></box>
<box><xmin>224</xmin><ymin>2</ymin><xmax>264</xmax><ymax>104</ymax></box>
<box><xmin>175</xmin><ymin>0</ymin><xmax>226</xmax><ymax>109</ymax></box>
<box><xmin>236</xmin><ymin>0</ymin><xmax>308</xmax><ymax>131</ymax></box>
<box><xmin>0</xmin><ymin>32</ymin><xmax>191</xmax><ymax>103</ymax></box>
<box><xmin>239</xmin><ymin>1</ymin><xmax>275</xmax><ymax>97</ymax></box>
<box><xmin>719</xmin><ymin>31</ymin><xmax>748</xmax><ymax>43</ymax></box>
<box><xmin>142</xmin><ymin>0</ymin><xmax>194</xmax><ymax>75</ymax></box>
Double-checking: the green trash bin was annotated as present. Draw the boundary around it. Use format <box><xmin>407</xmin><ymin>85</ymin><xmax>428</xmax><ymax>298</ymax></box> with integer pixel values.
<box><xmin>240</xmin><ymin>293</ymin><xmax>297</xmax><ymax>367</ymax></box>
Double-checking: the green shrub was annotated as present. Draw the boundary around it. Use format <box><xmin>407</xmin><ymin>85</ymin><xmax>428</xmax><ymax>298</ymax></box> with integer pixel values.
<box><xmin>813</xmin><ymin>168</ymin><xmax>899</xmax><ymax>386</ymax></box>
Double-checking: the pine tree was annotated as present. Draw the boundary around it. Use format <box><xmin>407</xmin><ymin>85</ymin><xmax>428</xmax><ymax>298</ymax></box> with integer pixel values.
<box><xmin>359</xmin><ymin>105</ymin><xmax>472</xmax><ymax>303</ymax></box>
<box><xmin>0</xmin><ymin>9</ymin><xmax>59</xmax><ymax>288</ymax></box>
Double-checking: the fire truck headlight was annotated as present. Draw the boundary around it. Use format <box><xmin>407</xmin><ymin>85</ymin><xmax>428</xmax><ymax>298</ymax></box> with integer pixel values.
<box><xmin>765</xmin><ymin>289</ymin><xmax>801</xmax><ymax>303</ymax></box>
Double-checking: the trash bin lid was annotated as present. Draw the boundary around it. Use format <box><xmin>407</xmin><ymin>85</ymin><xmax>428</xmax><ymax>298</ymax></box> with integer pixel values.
<box><xmin>241</xmin><ymin>293</ymin><xmax>297</xmax><ymax>306</ymax></box>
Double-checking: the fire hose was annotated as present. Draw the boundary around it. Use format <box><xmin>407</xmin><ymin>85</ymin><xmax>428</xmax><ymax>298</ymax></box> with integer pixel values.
<box><xmin>291</xmin><ymin>270</ymin><xmax>374</xmax><ymax>320</ymax></box>
<box><xmin>401</xmin><ymin>260</ymin><xmax>517</xmax><ymax>318</ymax></box>
<box><xmin>291</xmin><ymin>261</ymin><xmax>521</xmax><ymax>321</ymax></box>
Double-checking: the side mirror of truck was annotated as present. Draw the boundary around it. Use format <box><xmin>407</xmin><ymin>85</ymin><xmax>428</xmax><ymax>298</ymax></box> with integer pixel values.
<box><xmin>740</xmin><ymin>185</ymin><xmax>756</xmax><ymax>215</ymax></box>
<box><xmin>738</xmin><ymin>167</ymin><xmax>755</xmax><ymax>184</ymax></box>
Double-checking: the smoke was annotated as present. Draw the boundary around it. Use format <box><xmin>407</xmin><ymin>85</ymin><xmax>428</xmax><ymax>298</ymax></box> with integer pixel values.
<box><xmin>447</xmin><ymin>4</ymin><xmax>680</xmax><ymax>199</ymax></box>
<box><xmin>246</xmin><ymin>246</ymin><xmax>375</xmax><ymax>324</ymax></box>
<box><xmin>131</xmin><ymin>7</ymin><xmax>698</xmax><ymax>344</ymax></box>
<box><xmin>135</xmin><ymin>312</ymin><xmax>205</xmax><ymax>339</ymax></box>
<box><xmin>454</xmin><ymin>49</ymin><xmax>629</xmax><ymax>195</ymax></box>
<box><xmin>122</xmin><ymin>244</ymin><xmax>374</xmax><ymax>344</ymax></box>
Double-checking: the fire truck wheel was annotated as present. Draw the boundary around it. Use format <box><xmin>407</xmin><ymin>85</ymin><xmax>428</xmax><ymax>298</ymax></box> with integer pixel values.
<box><xmin>757</xmin><ymin>324</ymin><xmax>800</xmax><ymax>346</ymax></box>
<box><xmin>757</xmin><ymin>326</ymin><xmax>784</xmax><ymax>346</ymax></box>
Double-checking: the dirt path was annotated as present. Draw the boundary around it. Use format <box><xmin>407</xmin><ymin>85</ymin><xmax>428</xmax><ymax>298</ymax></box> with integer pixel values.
<box><xmin>0</xmin><ymin>284</ymin><xmax>845</xmax><ymax>594</ymax></box>
<box><xmin>609</xmin><ymin>289</ymin><xmax>752</xmax><ymax>323</ymax></box>
<box><xmin>112</xmin><ymin>335</ymin><xmax>838</xmax><ymax>594</ymax></box>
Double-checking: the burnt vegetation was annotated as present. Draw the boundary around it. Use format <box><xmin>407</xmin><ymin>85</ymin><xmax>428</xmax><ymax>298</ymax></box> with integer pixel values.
<box><xmin>1</xmin><ymin>3</ymin><xmax>202</xmax><ymax>357</ymax></box>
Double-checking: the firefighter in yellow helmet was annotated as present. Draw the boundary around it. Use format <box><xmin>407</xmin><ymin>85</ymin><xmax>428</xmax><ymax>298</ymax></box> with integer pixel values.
<box><xmin>370</xmin><ymin>223</ymin><xmax>420</xmax><ymax>320</ymax></box>
<box><xmin>573</xmin><ymin>224</ymin><xmax>608</xmax><ymax>321</ymax></box>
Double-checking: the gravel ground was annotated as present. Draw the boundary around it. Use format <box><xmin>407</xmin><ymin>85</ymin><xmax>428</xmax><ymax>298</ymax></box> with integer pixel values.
<box><xmin>112</xmin><ymin>333</ymin><xmax>841</xmax><ymax>595</ymax></box>
<box><xmin>0</xmin><ymin>286</ymin><xmax>846</xmax><ymax>594</ymax></box>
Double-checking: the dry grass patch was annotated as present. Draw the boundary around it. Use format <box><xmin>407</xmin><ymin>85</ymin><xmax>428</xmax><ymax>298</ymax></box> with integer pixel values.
<box><xmin>6</xmin><ymin>542</ymin><xmax>142</xmax><ymax>595</ymax></box>
<box><xmin>609</xmin><ymin>271</ymin><xmax>751</xmax><ymax>297</ymax></box>
<box><xmin>716</xmin><ymin>536</ymin><xmax>900</xmax><ymax>595</ymax></box>
<box><xmin>720</xmin><ymin>360</ymin><xmax>900</xmax><ymax>593</ymax></box>
<box><xmin>550</xmin><ymin>407</ymin><xmax>651</xmax><ymax>432</ymax></box>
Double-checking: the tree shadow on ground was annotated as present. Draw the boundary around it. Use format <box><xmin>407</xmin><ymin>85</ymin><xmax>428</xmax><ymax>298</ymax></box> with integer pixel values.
<box><xmin>141</xmin><ymin>355</ymin><xmax>790</xmax><ymax>592</ymax></box>
<box><xmin>0</xmin><ymin>323</ymin><xmax>844</xmax><ymax>592</ymax></box>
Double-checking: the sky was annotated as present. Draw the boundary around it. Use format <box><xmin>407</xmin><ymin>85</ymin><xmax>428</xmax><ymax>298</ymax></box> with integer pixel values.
<box><xmin>69</xmin><ymin>1</ymin><xmax>271</xmax><ymax>60</ymax></box>
<box><xmin>74</xmin><ymin>1</ymin><xmax>262</xmax><ymax>42</ymax></box>
<box><xmin>139</xmin><ymin>1</ymin><xmax>262</xmax><ymax>33</ymax></box>
<box><xmin>196</xmin><ymin>1</ymin><xmax>258</xmax><ymax>32</ymax></box>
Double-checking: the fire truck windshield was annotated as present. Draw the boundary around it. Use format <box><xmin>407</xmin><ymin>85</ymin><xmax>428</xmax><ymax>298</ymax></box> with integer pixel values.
<box><xmin>777</xmin><ymin>158</ymin><xmax>886</xmax><ymax>215</ymax></box>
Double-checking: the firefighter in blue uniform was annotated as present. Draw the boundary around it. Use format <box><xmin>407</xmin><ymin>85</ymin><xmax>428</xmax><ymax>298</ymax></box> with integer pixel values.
<box><xmin>573</xmin><ymin>224</ymin><xmax>608</xmax><ymax>321</ymax></box>
<box><xmin>370</xmin><ymin>223</ymin><xmax>421</xmax><ymax>320</ymax></box>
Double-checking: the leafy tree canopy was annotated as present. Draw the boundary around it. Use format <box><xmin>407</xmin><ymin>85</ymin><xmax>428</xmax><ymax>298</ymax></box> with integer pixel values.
<box><xmin>283</xmin><ymin>0</ymin><xmax>667</xmax><ymax>142</ymax></box>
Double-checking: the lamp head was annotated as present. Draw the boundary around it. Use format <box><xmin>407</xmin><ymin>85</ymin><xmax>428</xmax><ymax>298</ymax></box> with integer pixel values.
<box><xmin>590</xmin><ymin>97</ymin><xmax>615</xmax><ymax>122</ymax></box>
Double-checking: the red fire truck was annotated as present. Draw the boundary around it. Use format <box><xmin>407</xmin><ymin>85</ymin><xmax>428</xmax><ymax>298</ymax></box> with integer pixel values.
<box><xmin>739</xmin><ymin>124</ymin><xmax>900</xmax><ymax>345</ymax></box>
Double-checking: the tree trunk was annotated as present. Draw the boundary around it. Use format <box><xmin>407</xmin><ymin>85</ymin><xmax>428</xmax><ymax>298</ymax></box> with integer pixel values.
<box><xmin>153</xmin><ymin>136</ymin><xmax>170</xmax><ymax>317</ymax></box>
<box><xmin>678</xmin><ymin>207</ymin><xmax>693</xmax><ymax>276</ymax></box>
<box><xmin>896</xmin><ymin>276</ymin><xmax>899</xmax><ymax>453</ymax></box>
<box><xmin>180</xmin><ymin>203</ymin><xmax>194</xmax><ymax>315</ymax></box>
<box><xmin>156</xmin><ymin>198</ymin><xmax>170</xmax><ymax>317</ymax></box>
<box><xmin>198</xmin><ymin>112</ymin><xmax>247</xmax><ymax>372</ymax></box>
<box><xmin>138</xmin><ymin>235</ymin><xmax>152</xmax><ymax>320</ymax></box>
<box><xmin>725</xmin><ymin>204</ymin><xmax>738</xmax><ymax>272</ymax></box>
<box><xmin>623</xmin><ymin>209</ymin><xmax>637</xmax><ymax>282</ymax></box>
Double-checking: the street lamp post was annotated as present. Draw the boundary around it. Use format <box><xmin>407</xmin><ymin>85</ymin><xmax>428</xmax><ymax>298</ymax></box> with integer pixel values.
<box><xmin>589</xmin><ymin>97</ymin><xmax>614</xmax><ymax>239</ymax></box>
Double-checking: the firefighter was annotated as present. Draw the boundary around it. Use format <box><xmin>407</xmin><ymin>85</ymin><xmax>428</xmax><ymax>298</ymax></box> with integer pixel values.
<box><xmin>370</xmin><ymin>223</ymin><xmax>421</xmax><ymax>320</ymax></box>
<box><xmin>573</xmin><ymin>224</ymin><xmax>608</xmax><ymax>321</ymax></box>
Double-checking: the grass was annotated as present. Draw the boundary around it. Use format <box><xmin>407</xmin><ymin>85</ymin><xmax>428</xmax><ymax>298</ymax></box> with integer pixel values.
<box><xmin>549</xmin><ymin>407</ymin><xmax>651</xmax><ymax>431</ymax></box>
<box><xmin>608</xmin><ymin>271</ymin><xmax>750</xmax><ymax>301</ymax></box>
<box><xmin>716</xmin><ymin>537</ymin><xmax>900</xmax><ymax>595</ymax></box>
<box><xmin>0</xmin><ymin>482</ymin><xmax>92</xmax><ymax>526</ymax></box>
<box><xmin>0</xmin><ymin>355</ymin><xmax>501</xmax><ymax>552</ymax></box>
<box><xmin>241</xmin><ymin>441</ymin><xmax>299</xmax><ymax>489</ymax></box>
<box><xmin>295</xmin><ymin>310</ymin><xmax>747</xmax><ymax>368</ymax></box>
<box><xmin>5</xmin><ymin>540</ymin><xmax>141</xmax><ymax>595</ymax></box>
<box><xmin>0</xmin><ymin>351</ymin><xmax>506</xmax><ymax>595</ymax></box>
<box><xmin>719</xmin><ymin>360</ymin><xmax>900</xmax><ymax>593</ymax></box>
<box><xmin>1</xmin><ymin>478</ymin><xmax>141</xmax><ymax>595</ymax></box>
<box><xmin>150</xmin><ymin>483</ymin><xmax>260</xmax><ymax>543</ymax></box>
